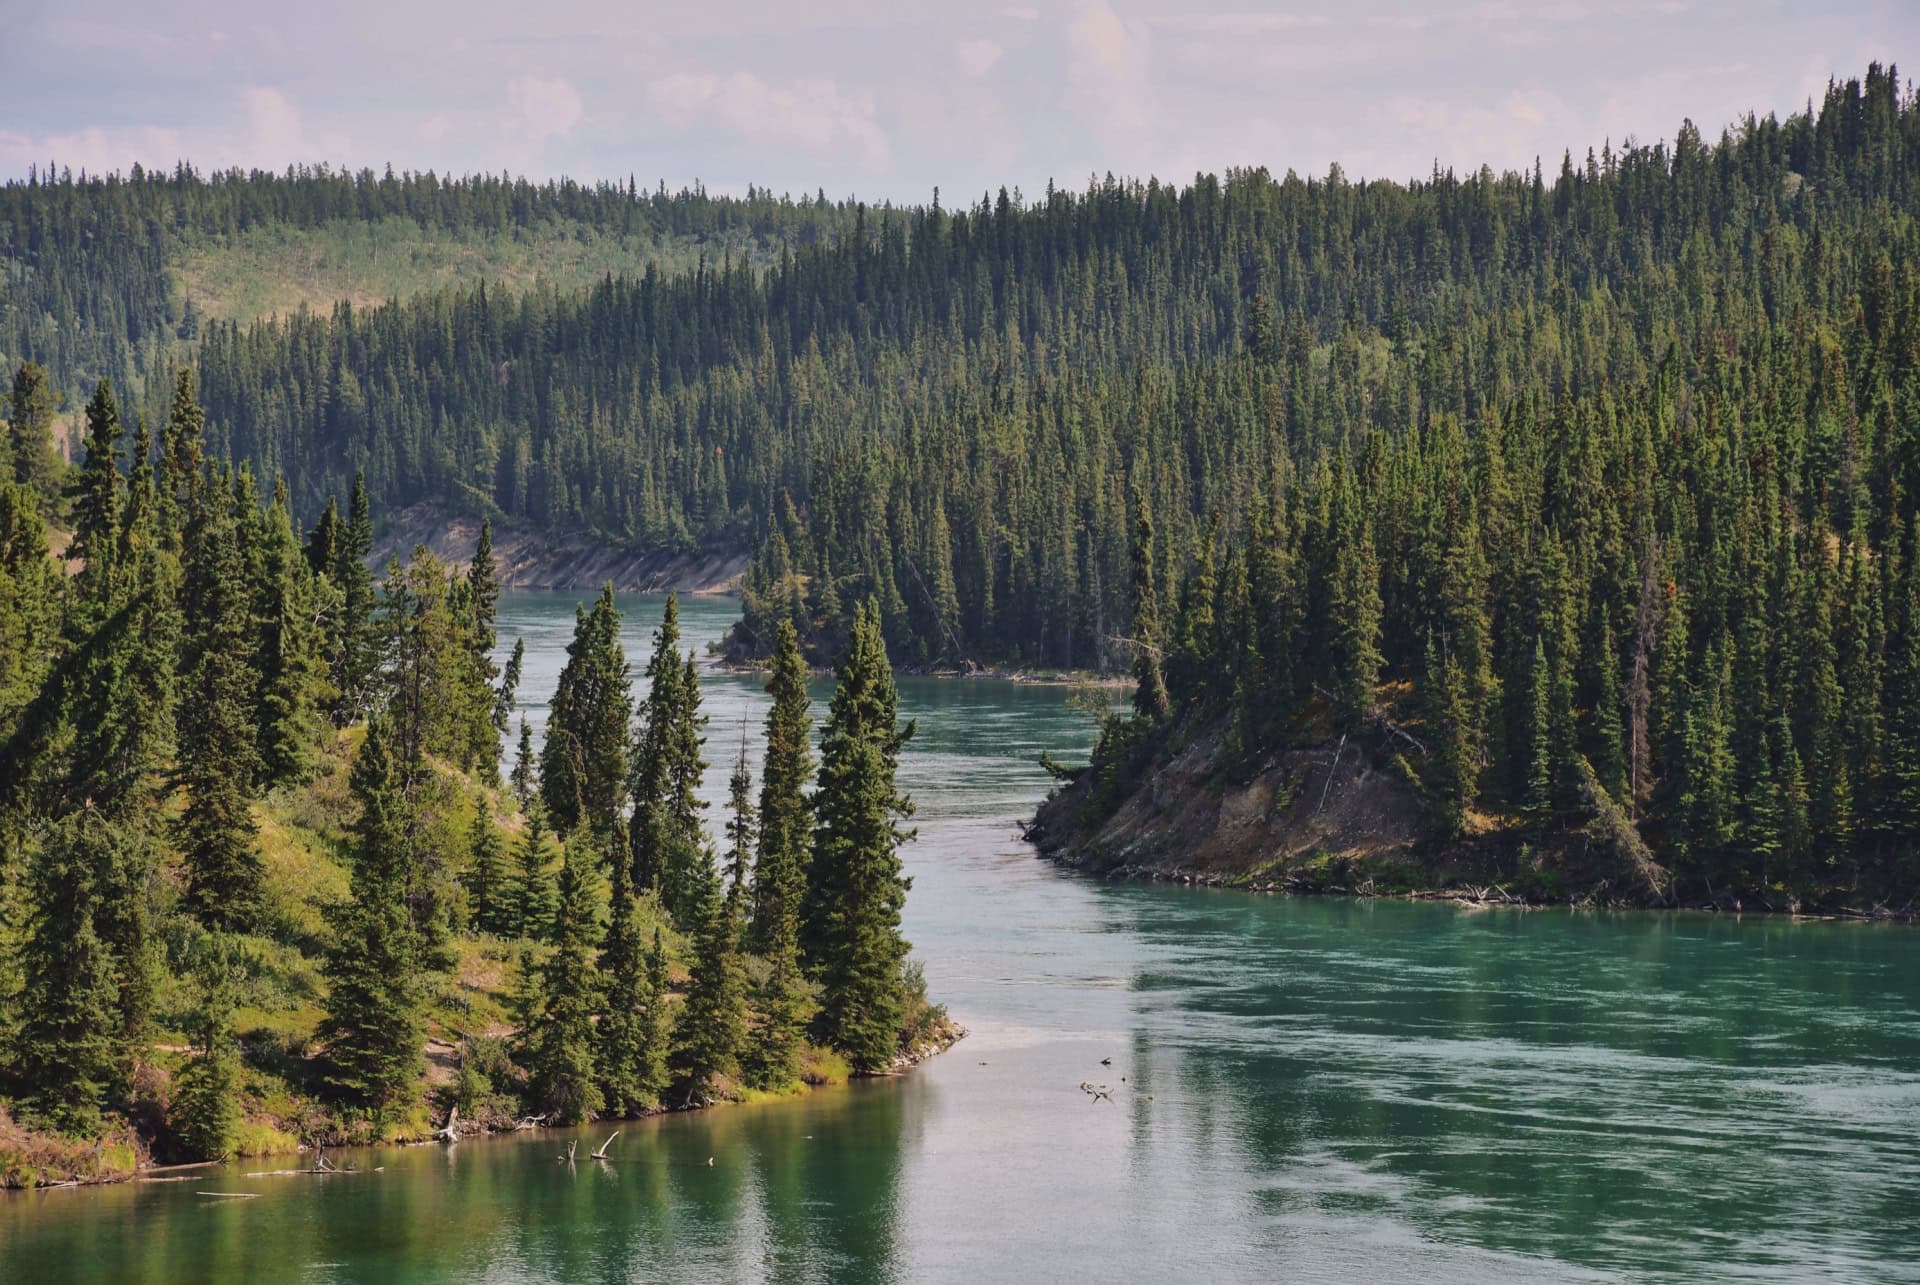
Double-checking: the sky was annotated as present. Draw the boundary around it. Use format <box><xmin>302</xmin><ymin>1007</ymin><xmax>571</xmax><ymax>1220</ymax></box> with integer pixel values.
<box><xmin>0</xmin><ymin>0</ymin><xmax>1911</xmax><ymax>202</ymax></box>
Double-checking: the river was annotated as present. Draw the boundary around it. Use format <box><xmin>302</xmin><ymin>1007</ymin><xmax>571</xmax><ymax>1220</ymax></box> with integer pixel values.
<box><xmin>4</xmin><ymin>591</ymin><xmax>1917</xmax><ymax>1282</ymax></box>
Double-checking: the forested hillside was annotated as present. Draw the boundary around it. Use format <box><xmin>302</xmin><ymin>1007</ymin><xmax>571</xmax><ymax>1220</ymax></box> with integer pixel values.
<box><xmin>0</xmin><ymin>367</ymin><xmax>940</xmax><ymax>1183</ymax></box>
<box><xmin>3</xmin><ymin>67</ymin><xmax>1917</xmax><ymax>910</ymax></box>
<box><xmin>4</xmin><ymin>71</ymin><xmax>1913</xmax><ymax>680</ymax></box>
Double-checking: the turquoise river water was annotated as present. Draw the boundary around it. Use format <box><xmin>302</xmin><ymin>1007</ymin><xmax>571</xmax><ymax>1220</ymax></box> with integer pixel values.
<box><xmin>3</xmin><ymin>592</ymin><xmax>1917</xmax><ymax>1282</ymax></box>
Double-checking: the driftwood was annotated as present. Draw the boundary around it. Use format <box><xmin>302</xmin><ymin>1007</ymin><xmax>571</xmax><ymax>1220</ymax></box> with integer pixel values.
<box><xmin>558</xmin><ymin>1140</ymin><xmax>577</xmax><ymax>1164</ymax></box>
<box><xmin>436</xmin><ymin>1106</ymin><xmax>460</xmax><ymax>1143</ymax></box>
<box><xmin>513</xmin><ymin>1113</ymin><xmax>548</xmax><ymax>1131</ymax></box>
<box><xmin>590</xmin><ymin>1132</ymin><xmax>620</xmax><ymax>1161</ymax></box>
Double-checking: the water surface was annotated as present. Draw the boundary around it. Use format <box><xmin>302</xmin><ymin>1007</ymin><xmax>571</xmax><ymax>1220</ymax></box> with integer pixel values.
<box><xmin>5</xmin><ymin>592</ymin><xmax>1916</xmax><ymax>1282</ymax></box>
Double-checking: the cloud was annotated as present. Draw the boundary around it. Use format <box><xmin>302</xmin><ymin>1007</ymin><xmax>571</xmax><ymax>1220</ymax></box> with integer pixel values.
<box><xmin>1177</xmin><ymin>38</ymin><xmax>1380</xmax><ymax>75</ymax></box>
<box><xmin>956</xmin><ymin>38</ymin><xmax>1005</xmax><ymax>78</ymax></box>
<box><xmin>648</xmin><ymin>72</ymin><xmax>890</xmax><ymax>167</ymax></box>
<box><xmin>1067</xmin><ymin>0</ymin><xmax>1153</xmax><ymax>135</ymax></box>
<box><xmin>0</xmin><ymin>86</ymin><xmax>346</xmax><ymax>176</ymax></box>
<box><xmin>507</xmin><ymin>76</ymin><xmax>586</xmax><ymax>141</ymax></box>
<box><xmin>0</xmin><ymin>124</ymin><xmax>187</xmax><ymax>177</ymax></box>
<box><xmin>1005</xmin><ymin>6</ymin><xmax>1040</xmax><ymax>20</ymax></box>
<box><xmin>1144</xmin><ymin>12</ymin><xmax>1330</xmax><ymax>35</ymax></box>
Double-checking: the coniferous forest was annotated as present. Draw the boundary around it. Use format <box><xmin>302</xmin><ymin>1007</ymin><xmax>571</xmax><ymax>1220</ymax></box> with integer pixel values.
<box><xmin>2</xmin><ymin>64</ymin><xmax>1919</xmax><ymax>1175</ymax></box>
<box><xmin>0</xmin><ymin>364</ymin><xmax>938</xmax><ymax>1176</ymax></box>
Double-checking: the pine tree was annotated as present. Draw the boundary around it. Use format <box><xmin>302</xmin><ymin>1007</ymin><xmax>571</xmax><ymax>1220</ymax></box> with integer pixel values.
<box><xmin>675</xmin><ymin>874</ymin><xmax>748</xmax><ymax>1106</ymax></box>
<box><xmin>596</xmin><ymin>849</ymin><xmax>661</xmax><ymax>1117</ymax></box>
<box><xmin>510</xmin><ymin>717</ymin><xmax>536</xmax><ymax>806</ymax></box>
<box><xmin>496</xmin><ymin>637</ymin><xmax>525</xmax><ymax>737</ymax></box>
<box><xmin>1129</xmin><ymin>494</ymin><xmax>1170</xmax><ymax>721</ymax></box>
<box><xmin>514</xmin><ymin>804</ymin><xmax>559</xmax><ymax>941</ymax></box>
<box><xmin>540</xmin><ymin>586</ymin><xmax>630</xmax><ymax>838</ymax></box>
<box><xmin>158</xmin><ymin>368</ymin><xmax>206</xmax><ymax>548</ymax></box>
<box><xmin>519</xmin><ymin>833</ymin><xmax>603</xmax><ymax>1124</ymax></box>
<box><xmin>176</xmin><ymin>477</ymin><xmax>264</xmax><ymax>932</ymax></box>
<box><xmin>465</xmin><ymin>521</ymin><xmax>503</xmax><ymax>781</ymax></box>
<box><xmin>67</xmin><ymin>380</ymin><xmax>123</xmax><ymax>582</ymax></box>
<box><xmin>631</xmin><ymin>598</ymin><xmax>710</xmax><ymax>925</ymax></box>
<box><xmin>808</xmin><ymin>600</ymin><xmax>915</xmax><ymax>1072</ymax></box>
<box><xmin>254</xmin><ymin>490</ymin><xmax>327</xmax><ymax>788</ymax></box>
<box><xmin>304</xmin><ymin>497</ymin><xmax>341</xmax><ymax>578</ymax></box>
<box><xmin>751</xmin><ymin>619</ymin><xmax>813</xmax><ymax>953</ymax></box>
<box><xmin>8</xmin><ymin>362</ymin><xmax>61</xmax><ymax>498</ymax></box>
<box><xmin>1170</xmin><ymin>519</ymin><xmax>1218</xmax><ymax>703</ymax></box>
<box><xmin>1326</xmin><ymin>471</ymin><xmax>1383</xmax><ymax>731</ymax></box>
<box><xmin>466</xmin><ymin>810</ymin><xmax>512</xmax><ymax>936</ymax></box>
<box><xmin>329</xmin><ymin>473</ymin><xmax>378</xmax><ymax>722</ymax></box>
<box><xmin>16</xmin><ymin>808</ymin><xmax>125</xmax><ymax>1135</ymax></box>
<box><xmin>318</xmin><ymin>715</ymin><xmax>424</xmax><ymax>1114</ymax></box>
<box><xmin>749</xmin><ymin>886</ymin><xmax>811</xmax><ymax>1092</ymax></box>
<box><xmin>171</xmin><ymin>939</ymin><xmax>242</xmax><ymax>1161</ymax></box>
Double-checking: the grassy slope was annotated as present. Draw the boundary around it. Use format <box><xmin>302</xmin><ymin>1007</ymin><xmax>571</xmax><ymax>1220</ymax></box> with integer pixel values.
<box><xmin>1</xmin><ymin>721</ymin><xmax>952</xmax><ymax>1187</ymax></box>
<box><xmin>171</xmin><ymin>216</ymin><xmax>781</xmax><ymax>324</ymax></box>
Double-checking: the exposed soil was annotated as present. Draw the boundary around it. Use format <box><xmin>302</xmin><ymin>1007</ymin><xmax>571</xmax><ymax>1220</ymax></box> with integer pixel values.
<box><xmin>372</xmin><ymin>501</ymin><xmax>748</xmax><ymax>594</ymax></box>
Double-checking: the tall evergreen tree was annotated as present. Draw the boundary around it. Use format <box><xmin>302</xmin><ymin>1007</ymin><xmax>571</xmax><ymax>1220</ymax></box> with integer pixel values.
<box><xmin>1129</xmin><ymin>494</ymin><xmax>1170</xmax><ymax>721</ymax></box>
<box><xmin>808</xmin><ymin>600</ymin><xmax>915</xmax><ymax>1072</ymax></box>
<box><xmin>675</xmin><ymin>871</ymin><xmax>748</xmax><ymax>1106</ymax></box>
<box><xmin>8</xmin><ymin>362</ymin><xmax>60</xmax><ymax>498</ymax></box>
<box><xmin>328</xmin><ymin>473</ymin><xmax>378</xmax><ymax>722</ymax></box>
<box><xmin>176</xmin><ymin>476</ymin><xmax>264</xmax><ymax>932</ymax></box>
<box><xmin>750</xmin><ymin>619</ymin><xmax>813</xmax><ymax>953</ymax></box>
<box><xmin>15</xmin><ymin>808</ymin><xmax>126</xmax><ymax>1135</ymax></box>
<box><xmin>519</xmin><ymin>833</ymin><xmax>603</xmax><ymax>1123</ymax></box>
<box><xmin>67</xmin><ymin>380</ymin><xmax>123</xmax><ymax>581</ymax></box>
<box><xmin>540</xmin><ymin>586</ymin><xmax>630</xmax><ymax>838</ymax></box>
<box><xmin>170</xmin><ymin>938</ymin><xmax>241</xmax><ymax>1161</ymax></box>
<box><xmin>466</xmin><ymin>810</ymin><xmax>512</xmax><ymax>937</ymax></box>
<box><xmin>317</xmin><ymin>715</ymin><xmax>424</xmax><ymax>1114</ymax></box>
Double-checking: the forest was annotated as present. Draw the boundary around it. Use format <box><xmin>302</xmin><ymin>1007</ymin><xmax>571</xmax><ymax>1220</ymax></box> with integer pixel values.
<box><xmin>0</xmin><ymin>66</ymin><xmax>1917</xmax><ymax>1173</ymax></box>
<box><xmin>0</xmin><ymin>367</ymin><xmax>940</xmax><ymax>1179</ymax></box>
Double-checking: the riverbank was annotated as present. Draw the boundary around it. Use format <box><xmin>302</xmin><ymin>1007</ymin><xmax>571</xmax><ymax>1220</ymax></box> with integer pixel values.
<box><xmin>372</xmin><ymin>501</ymin><xmax>748</xmax><ymax>593</ymax></box>
<box><xmin>1</xmin><ymin>1019</ymin><xmax>967</xmax><ymax>1190</ymax></box>
<box><xmin>1027</xmin><ymin>713</ymin><xmax>1918</xmax><ymax>922</ymax></box>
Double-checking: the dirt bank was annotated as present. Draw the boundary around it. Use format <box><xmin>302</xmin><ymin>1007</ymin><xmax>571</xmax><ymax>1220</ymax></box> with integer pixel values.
<box><xmin>1026</xmin><ymin>714</ymin><xmax>1914</xmax><ymax>919</ymax></box>
<box><xmin>372</xmin><ymin>502</ymin><xmax>748</xmax><ymax>594</ymax></box>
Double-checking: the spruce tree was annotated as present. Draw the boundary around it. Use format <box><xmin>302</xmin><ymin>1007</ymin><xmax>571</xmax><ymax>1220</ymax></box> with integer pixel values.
<box><xmin>8</xmin><ymin>362</ymin><xmax>60</xmax><ymax>497</ymax></box>
<box><xmin>329</xmin><ymin>473</ymin><xmax>378</xmax><ymax>722</ymax></box>
<box><xmin>158</xmin><ymin>368</ymin><xmax>206</xmax><ymax>548</ymax></box>
<box><xmin>1129</xmin><ymin>494</ymin><xmax>1170</xmax><ymax>721</ymax></box>
<box><xmin>171</xmin><ymin>939</ymin><xmax>241</xmax><ymax>1161</ymax></box>
<box><xmin>318</xmin><ymin>715</ymin><xmax>424</xmax><ymax>1114</ymax></box>
<box><xmin>68</xmin><ymin>380</ymin><xmax>123</xmax><ymax>582</ymax></box>
<box><xmin>510</xmin><ymin>717</ymin><xmax>536</xmax><ymax>806</ymax></box>
<box><xmin>254</xmin><ymin>491</ymin><xmax>327</xmax><ymax>788</ymax></box>
<box><xmin>751</xmin><ymin>619</ymin><xmax>814</xmax><ymax>953</ymax></box>
<box><xmin>808</xmin><ymin>600</ymin><xmax>915</xmax><ymax>1072</ymax></box>
<box><xmin>519</xmin><ymin>833</ymin><xmax>603</xmax><ymax>1124</ymax></box>
<box><xmin>514</xmin><ymin>804</ymin><xmax>558</xmax><ymax>941</ymax></box>
<box><xmin>16</xmin><ymin>808</ymin><xmax>125</xmax><ymax>1135</ymax></box>
<box><xmin>596</xmin><ymin>845</ymin><xmax>668</xmax><ymax>1116</ymax></box>
<box><xmin>540</xmin><ymin>586</ymin><xmax>630</xmax><ymax>838</ymax></box>
<box><xmin>675</xmin><ymin>874</ymin><xmax>748</xmax><ymax>1106</ymax></box>
<box><xmin>496</xmin><ymin>637</ymin><xmax>525</xmax><ymax>737</ymax></box>
<box><xmin>176</xmin><ymin>477</ymin><xmax>264</xmax><ymax>932</ymax></box>
<box><xmin>749</xmin><ymin>885</ymin><xmax>811</xmax><ymax>1092</ymax></box>
<box><xmin>466</xmin><ymin>810</ymin><xmax>512</xmax><ymax>936</ymax></box>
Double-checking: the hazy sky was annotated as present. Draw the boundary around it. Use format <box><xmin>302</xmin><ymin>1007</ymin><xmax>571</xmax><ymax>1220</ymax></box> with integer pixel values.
<box><xmin>1</xmin><ymin>1</ymin><xmax>1910</xmax><ymax>200</ymax></box>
